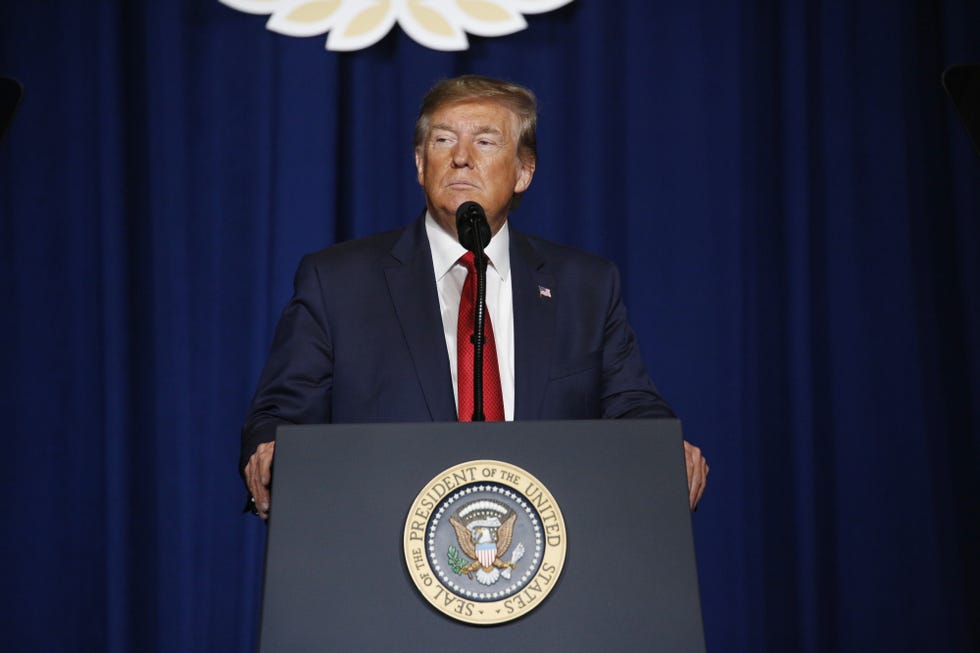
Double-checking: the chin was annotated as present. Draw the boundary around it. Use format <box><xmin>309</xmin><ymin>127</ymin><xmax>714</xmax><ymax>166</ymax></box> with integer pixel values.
<box><xmin>447</xmin><ymin>193</ymin><xmax>480</xmax><ymax>208</ymax></box>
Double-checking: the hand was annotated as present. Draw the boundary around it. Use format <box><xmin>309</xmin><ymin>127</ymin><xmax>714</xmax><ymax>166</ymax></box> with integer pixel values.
<box><xmin>683</xmin><ymin>440</ymin><xmax>709</xmax><ymax>510</ymax></box>
<box><xmin>244</xmin><ymin>441</ymin><xmax>276</xmax><ymax>520</ymax></box>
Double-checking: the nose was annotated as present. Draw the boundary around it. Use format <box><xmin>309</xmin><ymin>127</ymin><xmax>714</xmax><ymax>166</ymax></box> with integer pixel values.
<box><xmin>451</xmin><ymin>141</ymin><xmax>472</xmax><ymax>168</ymax></box>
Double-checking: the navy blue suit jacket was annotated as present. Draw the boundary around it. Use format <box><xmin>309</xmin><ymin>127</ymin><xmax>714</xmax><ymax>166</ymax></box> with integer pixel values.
<box><xmin>240</xmin><ymin>216</ymin><xmax>673</xmax><ymax>472</ymax></box>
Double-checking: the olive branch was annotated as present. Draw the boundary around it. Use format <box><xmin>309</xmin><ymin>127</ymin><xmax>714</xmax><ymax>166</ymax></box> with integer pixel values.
<box><xmin>447</xmin><ymin>544</ymin><xmax>468</xmax><ymax>575</ymax></box>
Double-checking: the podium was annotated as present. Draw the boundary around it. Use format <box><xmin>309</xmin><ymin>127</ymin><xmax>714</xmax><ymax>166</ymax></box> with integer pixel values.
<box><xmin>258</xmin><ymin>419</ymin><xmax>706</xmax><ymax>652</ymax></box>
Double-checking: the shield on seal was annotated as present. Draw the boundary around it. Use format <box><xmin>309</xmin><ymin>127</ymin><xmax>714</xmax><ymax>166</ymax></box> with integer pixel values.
<box><xmin>476</xmin><ymin>541</ymin><xmax>496</xmax><ymax>569</ymax></box>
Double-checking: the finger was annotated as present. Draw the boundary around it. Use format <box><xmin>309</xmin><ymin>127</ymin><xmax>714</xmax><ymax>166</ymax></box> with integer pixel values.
<box><xmin>247</xmin><ymin>470</ymin><xmax>270</xmax><ymax>520</ymax></box>
<box><xmin>689</xmin><ymin>470</ymin><xmax>701</xmax><ymax>509</ymax></box>
<box><xmin>245</xmin><ymin>444</ymin><xmax>275</xmax><ymax>518</ymax></box>
<box><xmin>259</xmin><ymin>441</ymin><xmax>275</xmax><ymax>487</ymax></box>
<box><xmin>691</xmin><ymin>474</ymin><xmax>704</xmax><ymax>509</ymax></box>
<box><xmin>682</xmin><ymin>441</ymin><xmax>705</xmax><ymax>510</ymax></box>
<box><xmin>254</xmin><ymin>482</ymin><xmax>271</xmax><ymax>517</ymax></box>
<box><xmin>691</xmin><ymin>461</ymin><xmax>709</xmax><ymax>509</ymax></box>
<box><xmin>246</xmin><ymin>451</ymin><xmax>264</xmax><ymax>497</ymax></box>
<box><xmin>684</xmin><ymin>442</ymin><xmax>701</xmax><ymax>484</ymax></box>
<box><xmin>254</xmin><ymin>442</ymin><xmax>276</xmax><ymax>516</ymax></box>
<box><xmin>245</xmin><ymin>456</ymin><xmax>260</xmax><ymax>503</ymax></box>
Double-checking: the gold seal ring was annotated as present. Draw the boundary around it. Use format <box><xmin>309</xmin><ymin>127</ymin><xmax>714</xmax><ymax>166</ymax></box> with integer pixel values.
<box><xmin>403</xmin><ymin>459</ymin><xmax>567</xmax><ymax>625</ymax></box>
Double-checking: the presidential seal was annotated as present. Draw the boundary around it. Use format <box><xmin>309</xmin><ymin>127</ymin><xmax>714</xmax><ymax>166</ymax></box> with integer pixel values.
<box><xmin>403</xmin><ymin>460</ymin><xmax>567</xmax><ymax>625</ymax></box>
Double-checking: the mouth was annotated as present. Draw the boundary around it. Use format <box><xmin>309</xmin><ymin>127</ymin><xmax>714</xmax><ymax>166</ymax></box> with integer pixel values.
<box><xmin>446</xmin><ymin>180</ymin><xmax>478</xmax><ymax>190</ymax></box>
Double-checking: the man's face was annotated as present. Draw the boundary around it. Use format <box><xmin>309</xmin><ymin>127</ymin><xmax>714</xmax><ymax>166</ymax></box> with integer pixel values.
<box><xmin>415</xmin><ymin>99</ymin><xmax>535</xmax><ymax>238</ymax></box>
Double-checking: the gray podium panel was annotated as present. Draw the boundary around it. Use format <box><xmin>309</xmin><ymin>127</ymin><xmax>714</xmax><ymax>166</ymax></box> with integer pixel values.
<box><xmin>259</xmin><ymin>419</ymin><xmax>705</xmax><ymax>652</ymax></box>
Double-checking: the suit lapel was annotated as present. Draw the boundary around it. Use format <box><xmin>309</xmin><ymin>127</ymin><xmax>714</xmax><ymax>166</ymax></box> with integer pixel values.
<box><xmin>384</xmin><ymin>217</ymin><xmax>458</xmax><ymax>421</ymax></box>
<box><xmin>511</xmin><ymin>230</ymin><xmax>556</xmax><ymax>420</ymax></box>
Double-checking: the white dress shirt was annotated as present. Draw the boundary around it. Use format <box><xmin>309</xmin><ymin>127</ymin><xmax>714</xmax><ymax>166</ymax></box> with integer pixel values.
<box><xmin>425</xmin><ymin>212</ymin><xmax>515</xmax><ymax>421</ymax></box>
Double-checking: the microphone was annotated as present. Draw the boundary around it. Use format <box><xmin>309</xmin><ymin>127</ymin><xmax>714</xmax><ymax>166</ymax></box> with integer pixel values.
<box><xmin>455</xmin><ymin>201</ymin><xmax>491</xmax><ymax>253</ymax></box>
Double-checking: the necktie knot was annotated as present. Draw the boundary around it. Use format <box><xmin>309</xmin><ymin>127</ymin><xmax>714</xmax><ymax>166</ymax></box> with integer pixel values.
<box><xmin>458</xmin><ymin>250</ymin><xmax>488</xmax><ymax>276</ymax></box>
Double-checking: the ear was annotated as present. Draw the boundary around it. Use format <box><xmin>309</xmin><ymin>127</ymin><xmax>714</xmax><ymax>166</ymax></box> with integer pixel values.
<box><xmin>414</xmin><ymin>147</ymin><xmax>425</xmax><ymax>186</ymax></box>
<box><xmin>514</xmin><ymin>155</ymin><xmax>536</xmax><ymax>194</ymax></box>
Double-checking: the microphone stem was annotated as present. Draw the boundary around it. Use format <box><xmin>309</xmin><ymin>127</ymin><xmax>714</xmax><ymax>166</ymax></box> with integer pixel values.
<box><xmin>472</xmin><ymin>223</ymin><xmax>487</xmax><ymax>421</ymax></box>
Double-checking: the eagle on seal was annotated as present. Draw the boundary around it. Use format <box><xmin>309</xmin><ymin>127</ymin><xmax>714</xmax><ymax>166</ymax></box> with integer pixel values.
<box><xmin>449</xmin><ymin>508</ymin><xmax>518</xmax><ymax>586</ymax></box>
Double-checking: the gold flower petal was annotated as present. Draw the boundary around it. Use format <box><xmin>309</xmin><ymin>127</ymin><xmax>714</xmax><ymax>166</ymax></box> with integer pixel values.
<box><xmin>285</xmin><ymin>0</ymin><xmax>341</xmax><ymax>23</ymax></box>
<box><xmin>407</xmin><ymin>1</ymin><xmax>456</xmax><ymax>37</ymax></box>
<box><xmin>457</xmin><ymin>0</ymin><xmax>511</xmax><ymax>23</ymax></box>
<box><xmin>344</xmin><ymin>1</ymin><xmax>392</xmax><ymax>38</ymax></box>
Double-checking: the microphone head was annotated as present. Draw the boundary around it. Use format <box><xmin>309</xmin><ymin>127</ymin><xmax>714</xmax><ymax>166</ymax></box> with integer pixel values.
<box><xmin>455</xmin><ymin>201</ymin><xmax>491</xmax><ymax>252</ymax></box>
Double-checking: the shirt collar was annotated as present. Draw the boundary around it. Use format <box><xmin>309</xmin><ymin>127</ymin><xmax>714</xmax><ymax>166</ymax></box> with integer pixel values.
<box><xmin>425</xmin><ymin>211</ymin><xmax>511</xmax><ymax>282</ymax></box>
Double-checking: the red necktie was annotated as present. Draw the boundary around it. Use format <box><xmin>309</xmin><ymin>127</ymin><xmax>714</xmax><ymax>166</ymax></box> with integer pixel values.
<box><xmin>457</xmin><ymin>252</ymin><xmax>504</xmax><ymax>422</ymax></box>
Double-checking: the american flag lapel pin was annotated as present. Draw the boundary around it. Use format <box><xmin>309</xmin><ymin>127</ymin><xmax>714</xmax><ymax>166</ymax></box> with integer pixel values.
<box><xmin>538</xmin><ymin>285</ymin><xmax>552</xmax><ymax>299</ymax></box>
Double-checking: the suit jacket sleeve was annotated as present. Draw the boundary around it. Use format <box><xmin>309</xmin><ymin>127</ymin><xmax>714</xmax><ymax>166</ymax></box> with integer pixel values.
<box><xmin>239</xmin><ymin>254</ymin><xmax>333</xmax><ymax>474</ymax></box>
<box><xmin>598</xmin><ymin>262</ymin><xmax>675</xmax><ymax>420</ymax></box>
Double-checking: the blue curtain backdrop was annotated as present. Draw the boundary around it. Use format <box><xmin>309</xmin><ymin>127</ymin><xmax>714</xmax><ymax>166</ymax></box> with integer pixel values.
<box><xmin>2</xmin><ymin>1</ymin><xmax>978</xmax><ymax>651</ymax></box>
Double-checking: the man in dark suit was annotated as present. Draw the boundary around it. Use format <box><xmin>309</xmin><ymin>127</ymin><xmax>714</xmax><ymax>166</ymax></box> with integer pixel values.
<box><xmin>242</xmin><ymin>75</ymin><xmax>708</xmax><ymax>519</ymax></box>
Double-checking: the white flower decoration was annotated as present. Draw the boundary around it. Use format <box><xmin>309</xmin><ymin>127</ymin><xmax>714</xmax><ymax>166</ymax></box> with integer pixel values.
<box><xmin>220</xmin><ymin>0</ymin><xmax>574</xmax><ymax>52</ymax></box>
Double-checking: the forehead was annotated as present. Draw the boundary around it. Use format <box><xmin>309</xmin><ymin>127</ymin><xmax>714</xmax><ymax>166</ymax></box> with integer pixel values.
<box><xmin>428</xmin><ymin>99</ymin><xmax>520</xmax><ymax>136</ymax></box>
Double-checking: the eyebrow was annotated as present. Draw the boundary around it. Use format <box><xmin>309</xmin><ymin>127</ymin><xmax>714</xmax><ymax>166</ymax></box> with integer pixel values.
<box><xmin>430</xmin><ymin>123</ymin><xmax>503</xmax><ymax>137</ymax></box>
